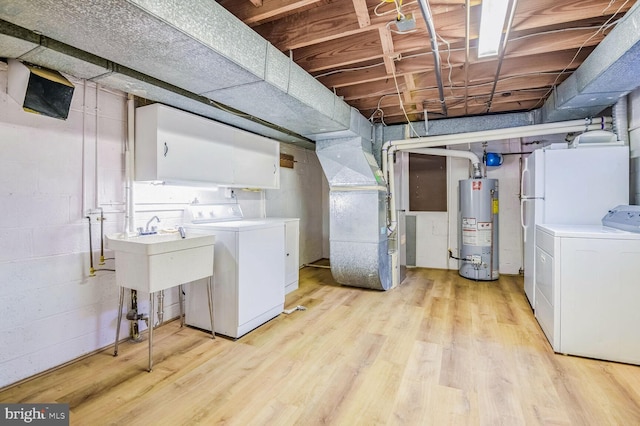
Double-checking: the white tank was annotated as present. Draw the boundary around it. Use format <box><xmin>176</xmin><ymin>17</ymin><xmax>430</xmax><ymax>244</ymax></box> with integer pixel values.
<box><xmin>458</xmin><ymin>178</ymin><xmax>499</xmax><ymax>281</ymax></box>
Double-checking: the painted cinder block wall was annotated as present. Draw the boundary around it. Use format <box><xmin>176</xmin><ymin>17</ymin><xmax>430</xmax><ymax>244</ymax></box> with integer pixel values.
<box><xmin>0</xmin><ymin>68</ymin><xmax>325</xmax><ymax>388</ymax></box>
<box><xmin>0</xmin><ymin>74</ymin><xmax>125</xmax><ymax>388</ymax></box>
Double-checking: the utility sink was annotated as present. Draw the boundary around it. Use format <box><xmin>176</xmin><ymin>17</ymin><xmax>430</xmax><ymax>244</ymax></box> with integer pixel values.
<box><xmin>106</xmin><ymin>232</ymin><xmax>215</xmax><ymax>293</ymax></box>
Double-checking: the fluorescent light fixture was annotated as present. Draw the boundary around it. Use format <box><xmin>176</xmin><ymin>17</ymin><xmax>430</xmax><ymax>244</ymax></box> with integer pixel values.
<box><xmin>477</xmin><ymin>0</ymin><xmax>510</xmax><ymax>58</ymax></box>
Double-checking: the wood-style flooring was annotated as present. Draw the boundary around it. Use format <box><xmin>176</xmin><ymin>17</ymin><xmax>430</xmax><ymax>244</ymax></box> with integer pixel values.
<box><xmin>2</xmin><ymin>266</ymin><xmax>640</xmax><ymax>425</ymax></box>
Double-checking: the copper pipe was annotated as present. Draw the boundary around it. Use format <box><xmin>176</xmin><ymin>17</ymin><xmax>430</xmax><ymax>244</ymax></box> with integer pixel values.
<box><xmin>86</xmin><ymin>216</ymin><xmax>95</xmax><ymax>277</ymax></box>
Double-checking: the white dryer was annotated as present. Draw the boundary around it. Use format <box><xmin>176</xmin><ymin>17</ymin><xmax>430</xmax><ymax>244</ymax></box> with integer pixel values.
<box><xmin>535</xmin><ymin>220</ymin><xmax>640</xmax><ymax>365</ymax></box>
<box><xmin>183</xmin><ymin>204</ymin><xmax>285</xmax><ymax>338</ymax></box>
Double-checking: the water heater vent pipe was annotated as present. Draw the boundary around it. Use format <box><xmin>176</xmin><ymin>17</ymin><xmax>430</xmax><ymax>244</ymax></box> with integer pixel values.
<box><xmin>384</xmin><ymin>147</ymin><xmax>481</xmax><ymax>234</ymax></box>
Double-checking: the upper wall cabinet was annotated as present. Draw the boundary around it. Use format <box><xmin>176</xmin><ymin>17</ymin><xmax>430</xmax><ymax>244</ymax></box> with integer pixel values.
<box><xmin>135</xmin><ymin>104</ymin><xmax>280</xmax><ymax>189</ymax></box>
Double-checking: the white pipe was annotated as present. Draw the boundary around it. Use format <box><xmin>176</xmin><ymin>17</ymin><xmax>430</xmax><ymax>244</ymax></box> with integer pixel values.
<box><xmin>382</xmin><ymin>117</ymin><xmax>613</xmax><ymax>235</ymax></box>
<box><xmin>402</xmin><ymin>148</ymin><xmax>481</xmax><ymax>168</ymax></box>
<box><xmin>386</xmin><ymin>148</ymin><xmax>482</xmax><ymax>234</ymax></box>
<box><xmin>81</xmin><ymin>79</ymin><xmax>87</xmax><ymax>215</ymax></box>
<box><xmin>382</xmin><ymin>118</ymin><xmax>612</xmax><ymax>153</ymax></box>
<box><xmin>94</xmin><ymin>83</ymin><xmax>100</xmax><ymax>209</ymax></box>
<box><xmin>404</xmin><ymin>147</ymin><xmax>483</xmax><ymax>178</ymax></box>
<box><xmin>382</xmin><ymin>121</ymin><xmax>612</xmax><ymax>177</ymax></box>
<box><xmin>125</xmin><ymin>95</ymin><xmax>136</xmax><ymax>234</ymax></box>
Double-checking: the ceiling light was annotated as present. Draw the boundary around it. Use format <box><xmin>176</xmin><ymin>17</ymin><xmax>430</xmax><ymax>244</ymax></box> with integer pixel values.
<box><xmin>477</xmin><ymin>0</ymin><xmax>510</xmax><ymax>58</ymax></box>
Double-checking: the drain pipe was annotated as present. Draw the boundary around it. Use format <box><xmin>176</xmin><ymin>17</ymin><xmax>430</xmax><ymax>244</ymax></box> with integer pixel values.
<box><xmin>418</xmin><ymin>0</ymin><xmax>447</xmax><ymax>117</ymax></box>
<box><xmin>124</xmin><ymin>94</ymin><xmax>142</xmax><ymax>340</ymax></box>
<box><xmin>125</xmin><ymin>94</ymin><xmax>136</xmax><ymax>234</ymax></box>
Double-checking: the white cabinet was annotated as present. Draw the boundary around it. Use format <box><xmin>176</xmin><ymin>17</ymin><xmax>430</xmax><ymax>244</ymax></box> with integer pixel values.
<box><xmin>135</xmin><ymin>103</ymin><xmax>279</xmax><ymax>188</ymax></box>
<box><xmin>233</xmin><ymin>131</ymin><xmax>279</xmax><ymax>188</ymax></box>
<box><xmin>284</xmin><ymin>219</ymin><xmax>300</xmax><ymax>294</ymax></box>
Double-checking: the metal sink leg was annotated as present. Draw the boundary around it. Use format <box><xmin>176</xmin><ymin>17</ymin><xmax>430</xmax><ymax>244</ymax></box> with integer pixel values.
<box><xmin>178</xmin><ymin>284</ymin><xmax>184</xmax><ymax>327</ymax></box>
<box><xmin>207</xmin><ymin>277</ymin><xmax>215</xmax><ymax>339</ymax></box>
<box><xmin>148</xmin><ymin>292</ymin><xmax>155</xmax><ymax>372</ymax></box>
<box><xmin>114</xmin><ymin>286</ymin><xmax>124</xmax><ymax>356</ymax></box>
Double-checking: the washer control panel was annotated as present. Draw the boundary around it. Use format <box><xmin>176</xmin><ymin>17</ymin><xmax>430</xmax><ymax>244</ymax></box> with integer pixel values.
<box><xmin>184</xmin><ymin>204</ymin><xmax>243</xmax><ymax>223</ymax></box>
<box><xmin>602</xmin><ymin>205</ymin><xmax>640</xmax><ymax>233</ymax></box>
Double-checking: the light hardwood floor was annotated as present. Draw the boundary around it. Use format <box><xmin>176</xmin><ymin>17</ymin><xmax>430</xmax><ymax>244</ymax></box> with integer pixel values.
<box><xmin>2</xmin><ymin>266</ymin><xmax>640</xmax><ymax>425</ymax></box>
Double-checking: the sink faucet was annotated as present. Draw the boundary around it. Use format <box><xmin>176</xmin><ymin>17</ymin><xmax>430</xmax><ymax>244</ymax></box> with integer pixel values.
<box><xmin>138</xmin><ymin>215</ymin><xmax>160</xmax><ymax>235</ymax></box>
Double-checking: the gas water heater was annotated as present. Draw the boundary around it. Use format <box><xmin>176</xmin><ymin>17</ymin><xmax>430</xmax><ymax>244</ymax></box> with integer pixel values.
<box><xmin>458</xmin><ymin>178</ymin><xmax>499</xmax><ymax>281</ymax></box>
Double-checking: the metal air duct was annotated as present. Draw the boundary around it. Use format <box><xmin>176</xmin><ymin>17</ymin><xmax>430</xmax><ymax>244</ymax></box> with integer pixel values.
<box><xmin>542</xmin><ymin>2</ymin><xmax>640</xmax><ymax>122</ymax></box>
<box><xmin>316</xmin><ymin>121</ymin><xmax>395</xmax><ymax>291</ymax></box>
<box><xmin>0</xmin><ymin>0</ymin><xmax>356</xmax><ymax>145</ymax></box>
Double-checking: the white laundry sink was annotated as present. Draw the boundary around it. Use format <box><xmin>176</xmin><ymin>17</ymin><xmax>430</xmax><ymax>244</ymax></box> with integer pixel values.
<box><xmin>106</xmin><ymin>232</ymin><xmax>215</xmax><ymax>292</ymax></box>
<box><xmin>106</xmin><ymin>232</ymin><xmax>214</xmax><ymax>255</ymax></box>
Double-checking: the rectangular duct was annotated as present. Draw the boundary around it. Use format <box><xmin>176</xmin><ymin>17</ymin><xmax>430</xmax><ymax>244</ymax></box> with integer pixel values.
<box><xmin>317</xmin><ymin>137</ymin><xmax>385</xmax><ymax>187</ymax></box>
<box><xmin>0</xmin><ymin>0</ymin><xmax>357</xmax><ymax>139</ymax></box>
<box><xmin>543</xmin><ymin>2</ymin><xmax>640</xmax><ymax>122</ymax></box>
<box><xmin>0</xmin><ymin>20</ymin><xmax>314</xmax><ymax>147</ymax></box>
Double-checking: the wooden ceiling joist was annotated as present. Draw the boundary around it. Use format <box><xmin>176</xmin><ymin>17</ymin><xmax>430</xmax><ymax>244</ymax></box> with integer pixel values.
<box><xmin>214</xmin><ymin>0</ymin><xmax>637</xmax><ymax>125</ymax></box>
<box><xmin>352</xmin><ymin>0</ymin><xmax>372</xmax><ymax>28</ymax></box>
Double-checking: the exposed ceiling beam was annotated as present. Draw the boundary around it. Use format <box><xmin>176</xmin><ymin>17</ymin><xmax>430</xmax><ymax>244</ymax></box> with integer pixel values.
<box><xmin>352</xmin><ymin>0</ymin><xmax>371</xmax><ymax>28</ymax></box>
<box><xmin>378</xmin><ymin>26</ymin><xmax>397</xmax><ymax>74</ymax></box>
<box><xmin>297</xmin><ymin>19</ymin><xmax>603</xmax><ymax>74</ymax></box>
<box><xmin>253</xmin><ymin>1</ymin><xmax>429</xmax><ymax>50</ymax></box>
<box><xmin>315</xmin><ymin>35</ymin><xmax>596</xmax><ymax>92</ymax></box>
<box><xmin>403</xmin><ymin>74</ymin><xmax>416</xmax><ymax>104</ymax></box>
<box><xmin>218</xmin><ymin>0</ymin><xmax>325</xmax><ymax>26</ymax></box>
<box><xmin>321</xmin><ymin>47</ymin><xmax>592</xmax><ymax>101</ymax></box>
<box><xmin>213</xmin><ymin>0</ymin><xmax>636</xmax><ymax>125</ymax></box>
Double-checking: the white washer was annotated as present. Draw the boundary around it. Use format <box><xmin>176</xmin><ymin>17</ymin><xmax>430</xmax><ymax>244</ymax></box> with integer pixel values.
<box><xmin>535</xmin><ymin>223</ymin><xmax>640</xmax><ymax>364</ymax></box>
<box><xmin>183</xmin><ymin>205</ymin><xmax>285</xmax><ymax>339</ymax></box>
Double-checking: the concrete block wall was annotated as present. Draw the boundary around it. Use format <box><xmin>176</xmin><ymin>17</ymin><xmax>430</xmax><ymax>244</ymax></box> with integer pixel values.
<box><xmin>265</xmin><ymin>143</ymin><xmax>325</xmax><ymax>264</ymax></box>
<box><xmin>0</xmin><ymin>67</ymin><xmax>326</xmax><ymax>388</ymax></box>
<box><xmin>0</xmin><ymin>73</ymin><xmax>127</xmax><ymax>388</ymax></box>
<box><xmin>485</xmin><ymin>148</ymin><xmax>524</xmax><ymax>275</ymax></box>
